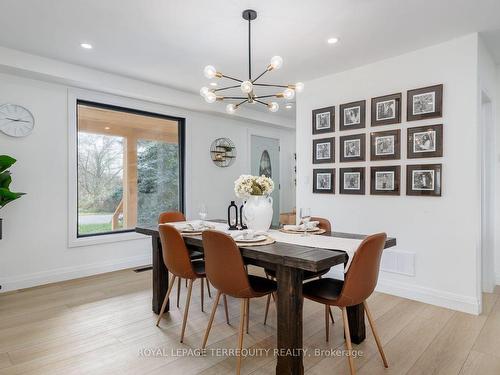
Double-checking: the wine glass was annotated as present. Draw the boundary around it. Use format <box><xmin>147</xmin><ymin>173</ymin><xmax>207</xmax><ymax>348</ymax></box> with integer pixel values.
<box><xmin>198</xmin><ymin>204</ymin><xmax>208</xmax><ymax>226</ymax></box>
<box><xmin>299</xmin><ymin>208</ymin><xmax>311</xmax><ymax>237</ymax></box>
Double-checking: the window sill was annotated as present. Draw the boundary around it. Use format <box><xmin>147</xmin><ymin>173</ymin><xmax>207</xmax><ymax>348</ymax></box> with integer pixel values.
<box><xmin>68</xmin><ymin>231</ymin><xmax>149</xmax><ymax>248</ymax></box>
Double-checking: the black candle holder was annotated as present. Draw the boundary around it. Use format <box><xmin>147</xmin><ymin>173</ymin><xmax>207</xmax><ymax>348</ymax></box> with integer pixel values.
<box><xmin>227</xmin><ymin>201</ymin><xmax>239</xmax><ymax>230</ymax></box>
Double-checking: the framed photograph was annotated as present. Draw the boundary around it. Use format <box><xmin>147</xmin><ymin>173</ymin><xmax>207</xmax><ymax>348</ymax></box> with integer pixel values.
<box><xmin>340</xmin><ymin>167</ymin><xmax>365</xmax><ymax>195</ymax></box>
<box><xmin>370</xmin><ymin>166</ymin><xmax>400</xmax><ymax>195</ymax></box>
<box><xmin>312</xmin><ymin>106</ymin><xmax>335</xmax><ymax>134</ymax></box>
<box><xmin>340</xmin><ymin>134</ymin><xmax>365</xmax><ymax>162</ymax></box>
<box><xmin>313</xmin><ymin>168</ymin><xmax>335</xmax><ymax>194</ymax></box>
<box><xmin>406</xmin><ymin>164</ymin><xmax>442</xmax><ymax>196</ymax></box>
<box><xmin>340</xmin><ymin>100</ymin><xmax>366</xmax><ymax>131</ymax></box>
<box><xmin>407</xmin><ymin>124</ymin><xmax>443</xmax><ymax>158</ymax></box>
<box><xmin>370</xmin><ymin>129</ymin><xmax>401</xmax><ymax>161</ymax></box>
<box><xmin>407</xmin><ymin>84</ymin><xmax>443</xmax><ymax>121</ymax></box>
<box><xmin>371</xmin><ymin>93</ymin><xmax>402</xmax><ymax>126</ymax></box>
<box><xmin>313</xmin><ymin>137</ymin><xmax>335</xmax><ymax>164</ymax></box>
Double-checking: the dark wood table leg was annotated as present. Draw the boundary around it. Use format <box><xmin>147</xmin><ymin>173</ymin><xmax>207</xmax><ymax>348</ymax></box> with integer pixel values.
<box><xmin>347</xmin><ymin>304</ymin><xmax>365</xmax><ymax>344</ymax></box>
<box><xmin>152</xmin><ymin>235</ymin><xmax>169</xmax><ymax>314</ymax></box>
<box><xmin>275</xmin><ymin>265</ymin><xmax>304</xmax><ymax>375</ymax></box>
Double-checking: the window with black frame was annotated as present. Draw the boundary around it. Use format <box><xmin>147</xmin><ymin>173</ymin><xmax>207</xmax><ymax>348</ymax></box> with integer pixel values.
<box><xmin>76</xmin><ymin>100</ymin><xmax>184</xmax><ymax>237</ymax></box>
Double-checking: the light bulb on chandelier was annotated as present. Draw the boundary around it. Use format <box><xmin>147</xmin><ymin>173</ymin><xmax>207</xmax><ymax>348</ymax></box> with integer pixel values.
<box><xmin>204</xmin><ymin>65</ymin><xmax>217</xmax><ymax>79</ymax></box>
<box><xmin>268</xmin><ymin>102</ymin><xmax>279</xmax><ymax>112</ymax></box>
<box><xmin>283</xmin><ymin>88</ymin><xmax>295</xmax><ymax>100</ymax></box>
<box><xmin>226</xmin><ymin>104</ymin><xmax>237</xmax><ymax>114</ymax></box>
<box><xmin>200</xmin><ymin>86</ymin><xmax>210</xmax><ymax>97</ymax></box>
<box><xmin>240</xmin><ymin>80</ymin><xmax>253</xmax><ymax>94</ymax></box>
<box><xmin>295</xmin><ymin>82</ymin><xmax>305</xmax><ymax>93</ymax></box>
<box><xmin>204</xmin><ymin>92</ymin><xmax>217</xmax><ymax>103</ymax></box>
<box><xmin>270</xmin><ymin>56</ymin><xmax>283</xmax><ymax>70</ymax></box>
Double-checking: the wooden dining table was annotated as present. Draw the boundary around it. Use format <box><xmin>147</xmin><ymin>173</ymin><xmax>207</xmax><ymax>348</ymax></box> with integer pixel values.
<box><xmin>135</xmin><ymin>221</ymin><xmax>396</xmax><ymax>375</ymax></box>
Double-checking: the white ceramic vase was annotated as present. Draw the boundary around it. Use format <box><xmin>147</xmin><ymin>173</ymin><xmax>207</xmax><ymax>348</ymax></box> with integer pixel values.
<box><xmin>243</xmin><ymin>195</ymin><xmax>273</xmax><ymax>231</ymax></box>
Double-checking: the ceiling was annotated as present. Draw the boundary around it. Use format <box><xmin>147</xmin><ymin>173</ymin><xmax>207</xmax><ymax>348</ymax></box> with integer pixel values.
<box><xmin>1</xmin><ymin>0</ymin><xmax>500</xmax><ymax>119</ymax></box>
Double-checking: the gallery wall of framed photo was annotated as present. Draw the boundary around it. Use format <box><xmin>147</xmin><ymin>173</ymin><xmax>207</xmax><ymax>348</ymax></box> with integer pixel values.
<box><xmin>312</xmin><ymin>84</ymin><xmax>444</xmax><ymax>197</ymax></box>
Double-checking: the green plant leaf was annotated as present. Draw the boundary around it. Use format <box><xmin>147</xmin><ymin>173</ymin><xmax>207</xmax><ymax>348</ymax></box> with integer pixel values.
<box><xmin>0</xmin><ymin>171</ymin><xmax>12</xmax><ymax>189</ymax></box>
<box><xmin>0</xmin><ymin>155</ymin><xmax>16</xmax><ymax>173</ymax></box>
<box><xmin>0</xmin><ymin>187</ymin><xmax>25</xmax><ymax>208</ymax></box>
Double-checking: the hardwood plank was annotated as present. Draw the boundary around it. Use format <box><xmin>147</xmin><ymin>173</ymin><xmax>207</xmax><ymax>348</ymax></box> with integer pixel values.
<box><xmin>406</xmin><ymin>312</ymin><xmax>487</xmax><ymax>375</ymax></box>
<box><xmin>0</xmin><ymin>354</ymin><xmax>11</xmax><ymax>370</ymax></box>
<box><xmin>472</xmin><ymin>299</ymin><xmax>500</xmax><ymax>357</ymax></box>
<box><xmin>459</xmin><ymin>350</ymin><xmax>500</xmax><ymax>375</ymax></box>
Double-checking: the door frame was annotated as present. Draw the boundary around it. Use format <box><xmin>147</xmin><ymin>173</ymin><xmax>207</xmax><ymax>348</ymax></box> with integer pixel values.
<box><xmin>247</xmin><ymin>130</ymin><xmax>281</xmax><ymax>218</ymax></box>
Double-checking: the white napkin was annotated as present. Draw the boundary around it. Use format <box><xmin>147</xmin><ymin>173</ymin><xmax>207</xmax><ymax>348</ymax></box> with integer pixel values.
<box><xmin>160</xmin><ymin>221</ymin><xmax>215</xmax><ymax>232</ymax></box>
<box><xmin>230</xmin><ymin>229</ymin><xmax>268</xmax><ymax>241</ymax></box>
<box><xmin>283</xmin><ymin>221</ymin><xmax>319</xmax><ymax>231</ymax></box>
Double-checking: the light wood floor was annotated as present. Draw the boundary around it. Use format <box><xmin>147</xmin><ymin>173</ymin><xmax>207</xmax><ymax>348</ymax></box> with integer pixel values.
<box><xmin>1</xmin><ymin>268</ymin><xmax>500</xmax><ymax>375</ymax></box>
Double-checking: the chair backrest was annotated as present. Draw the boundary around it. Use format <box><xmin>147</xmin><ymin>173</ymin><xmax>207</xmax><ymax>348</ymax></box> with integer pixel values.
<box><xmin>158</xmin><ymin>224</ymin><xmax>196</xmax><ymax>279</ymax></box>
<box><xmin>311</xmin><ymin>216</ymin><xmax>332</xmax><ymax>232</ymax></box>
<box><xmin>158</xmin><ymin>211</ymin><xmax>186</xmax><ymax>224</ymax></box>
<box><xmin>202</xmin><ymin>230</ymin><xmax>254</xmax><ymax>299</ymax></box>
<box><xmin>336</xmin><ymin>233</ymin><xmax>387</xmax><ymax>307</ymax></box>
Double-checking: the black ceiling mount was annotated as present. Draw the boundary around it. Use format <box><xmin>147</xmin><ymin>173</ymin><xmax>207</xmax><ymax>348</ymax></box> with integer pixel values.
<box><xmin>242</xmin><ymin>9</ymin><xmax>257</xmax><ymax>21</ymax></box>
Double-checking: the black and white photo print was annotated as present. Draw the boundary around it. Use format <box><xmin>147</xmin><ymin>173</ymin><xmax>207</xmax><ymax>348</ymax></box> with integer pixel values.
<box><xmin>370</xmin><ymin>129</ymin><xmax>401</xmax><ymax>161</ymax></box>
<box><xmin>371</xmin><ymin>93</ymin><xmax>402</xmax><ymax>126</ymax></box>
<box><xmin>407</xmin><ymin>124</ymin><xmax>443</xmax><ymax>158</ymax></box>
<box><xmin>406</xmin><ymin>164</ymin><xmax>442</xmax><ymax>196</ymax></box>
<box><xmin>370</xmin><ymin>166</ymin><xmax>401</xmax><ymax>195</ymax></box>
<box><xmin>407</xmin><ymin>84</ymin><xmax>443</xmax><ymax>121</ymax></box>
<box><xmin>340</xmin><ymin>100</ymin><xmax>366</xmax><ymax>131</ymax></box>
<box><xmin>340</xmin><ymin>167</ymin><xmax>365</xmax><ymax>195</ymax></box>
<box><xmin>313</xmin><ymin>168</ymin><xmax>335</xmax><ymax>194</ymax></box>
<box><xmin>313</xmin><ymin>137</ymin><xmax>335</xmax><ymax>164</ymax></box>
<box><xmin>340</xmin><ymin>134</ymin><xmax>365</xmax><ymax>162</ymax></box>
<box><xmin>312</xmin><ymin>106</ymin><xmax>335</xmax><ymax>134</ymax></box>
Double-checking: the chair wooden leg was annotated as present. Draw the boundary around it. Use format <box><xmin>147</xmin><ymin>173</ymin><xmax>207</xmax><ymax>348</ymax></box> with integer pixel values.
<box><xmin>342</xmin><ymin>307</ymin><xmax>356</xmax><ymax>375</ymax></box>
<box><xmin>264</xmin><ymin>293</ymin><xmax>271</xmax><ymax>325</ymax></box>
<box><xmin>156</xmin><ymin>275</ymin><xmax>177</xmax><ymax>326</ymax></box>
<box><xmin>206</xmin><ymin>279</ymin><xmax>212</xmax><ymax>298</ymax></box>
<box><xmin>177</xmin><ymin>277</ymin><xmax>181</xmax><ymax>308</ymax></box>
<box><xmin>202</xmin><ymin>290</ymin><xmax>222</xmax><ymax>349</ymax></box>
<box><xmin>236</xmin><ymin>298</ymin><xmax>247</xmax><ymax>375</ymax></box>
<box><xmin>364</xmin><ymin>301</ymin><xmax>388</xmax><ymax>368</ymax></box>
<box><xmin>223</xmin><ymin>294</ymin><xmax>230</xmax><ymax>324</ymax></box>
<box><xmin>329</xmin><ymin>306</ymin><xmax>335</xmax><ymax>324</ymax></box>
<box><xmin>325</xmin><ymin>304</ymin><xmax>330</xmax><ymax>342</ymax></box>
<box><xmin>185</xmin><ymin>279</ymin><xmax>188</xmax><ymax>287</ymax></box>
<box><xmin>180</xmin><ymin>279</ymin><xmax>194</xmax><ymax>343</ymax></box>
<box><xmin>201</xmin><ymin>278</ymin><xmax>204</xmax><ymax>312</ymax></box>
<box><xmin>245</xmin><ymin>298</ymin><xmax>250</xmax><ymax>334</ymax></box>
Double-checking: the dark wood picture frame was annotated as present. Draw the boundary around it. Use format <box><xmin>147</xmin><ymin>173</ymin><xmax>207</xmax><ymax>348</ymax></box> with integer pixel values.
<box><xmin>406</xmin><ymin>164</ymin><xmax>442</xmax><ymax>196</ymax></box>
<box><xmin>407</xmin><ymin>124</ymin><xmax>443</xmax><ymax>159</ymax></box>
<box><xmin>407</xmin><ymin>84</ymin><xmax>443</xmax><ymax>121</ymax></box>
<box><xmin>370</xmin><ymin>166</ymin><xmax>401</xmax><ymax>195</ymax></box>
<box><xmin>339</xmin><ymin>100</ymin><xmax>366</xmax><ymax>131</ymax></box>
<box><xmin>371</xmin><ymin>93</ymin><xmax>402</xmax><ymax>126</ymax></box>
<box><xmin>340</xmin><ymin>134</ymin><xmax>365</xmax><ymax>162</ymax></box>
<box><xmin>312</xmin><ymin>106</ymin><xmax>335</xmax><ymax>134</ymax></box>
<box><xmin>370</xmin><ymin>129</ymin><xmax>401</xmax><ymax>161</ymax></box>
<box><xmin>313</xmin><ymin>168</ymin><xmax>335</xmax><ymax>194</ymax></box>
<box><xmin>340</xmin><ymin>167</ymin><xmax>365</xmax><ymax>195</ymax></box>
<box><xmin>313</xmin><ymin>137</ymin><xmax>335</xmax><ymax>164</ymax></box>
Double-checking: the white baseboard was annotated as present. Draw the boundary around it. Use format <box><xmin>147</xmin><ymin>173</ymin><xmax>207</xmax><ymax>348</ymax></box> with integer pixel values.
<box><xmin>326</xmin><ymin>268</ymin><xmax>480</xmax><ymax>315</ymax></box>
<box><xmin>0</xmin><ymin>254</ymin><xmax>151</xmax><ymax>293</ymax></box>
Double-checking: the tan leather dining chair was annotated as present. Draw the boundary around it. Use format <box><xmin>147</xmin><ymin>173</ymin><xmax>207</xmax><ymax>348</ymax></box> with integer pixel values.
<box><xmin>264</xmin><ymin>216</ymin><xmax>334</xmax><ymax>324</ymax></box>
<box><xmin>201</xmin><ymin>230</ymin><xmax>277</xmax><ymax>375</ymax></box>
<box><xmin>158</xmin><ymin>211</ymin><xmax>212</xmax><ymax>309</ymax></box>
<box><xmin>302</xmin><ymin>233</ymin><xmax>389</xmax><ymax>375</ymax></box>
<box><xmin>156</xmin><ymin>224</ymin><xmax>214</xmax><ymax>342</ymax></box>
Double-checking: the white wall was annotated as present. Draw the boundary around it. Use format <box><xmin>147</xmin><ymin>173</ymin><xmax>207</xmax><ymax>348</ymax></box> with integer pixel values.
<box><xmin>296</xmin><ymin>34</ymin><xmax>481</xmax><ymax>314</ymax></box>
<box><xmin>0</xmin><ymin>70</ymin><xmax>295</xmax><ymax>292</ymax></box>
<box><xmin>495</xmin><ymin>64</ymin><xmax>500</xmax><ymax>284</ymax></box>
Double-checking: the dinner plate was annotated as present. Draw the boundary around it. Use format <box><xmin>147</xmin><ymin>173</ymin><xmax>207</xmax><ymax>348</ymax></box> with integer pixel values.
<box><xmin>235</xmin><ymin>235</ymin><xmax>267</xmax><ymax>243</ymax></box>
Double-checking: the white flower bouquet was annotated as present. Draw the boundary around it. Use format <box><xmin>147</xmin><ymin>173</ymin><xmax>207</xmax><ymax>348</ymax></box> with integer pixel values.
<box><xmin>234</xmin><ymin>174</ymin><xmax>274</xmax><ymax>198</ymax></box>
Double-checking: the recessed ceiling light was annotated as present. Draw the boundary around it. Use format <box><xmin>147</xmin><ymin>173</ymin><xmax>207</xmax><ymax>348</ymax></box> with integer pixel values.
<box><xmin>285</xmin><ymin>104</ymin><xmax>293</xmax><ymax>109</ymax></box>
<box><xmin>80</xmin><ymin>43</ymin><xmax>93</xmax><ymax>49</ymax></box>
<box><xmin>327</xmin><ymin>37</ymin><xmax>339</xmax><ymax>45</ymax></box>
<box><xmin>209</xmin><ymin>82</ymin><xmax>218</xmax><ymax>87</ymax></box>
<box><xmin>104</xmin><ymin>126</ymin><xmax>111</xmax><ymax>130</ymax></box>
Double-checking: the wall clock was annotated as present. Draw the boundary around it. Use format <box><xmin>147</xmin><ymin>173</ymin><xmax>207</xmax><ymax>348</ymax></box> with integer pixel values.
<box><xmin>0</xmin><ymin>104</ymin><xmax>35</xmax><ymax>137</ymax></box>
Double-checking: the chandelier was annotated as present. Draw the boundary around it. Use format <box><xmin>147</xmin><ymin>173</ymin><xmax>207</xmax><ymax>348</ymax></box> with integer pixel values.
<box><xmin>200</xmin><ymin>9</ymin><xmax>304</xmax><ymax>114</ymax></box>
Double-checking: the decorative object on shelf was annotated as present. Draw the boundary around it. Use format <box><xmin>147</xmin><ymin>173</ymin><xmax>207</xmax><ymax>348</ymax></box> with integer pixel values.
<box><xmin>234</xmin><ymin>174</ymin><xmax>274</xmax><ymax>231</ymax></box>
<box><xmin>0</xmin><ymin>155</ymin><xmax>26</xmax><ymax>239</ymax></box>
<box><xmin>370</xmin><ymin>129</ymin><xmax>401</xmax><ymax>161</ymax></box>
<box><xmin>199</xmin><ymin>9</ymin><xmax>303</xmax><ymax>114</ymax></box>
<box><xmin>340</xmin><ymin>100</ymin><xmax>366</xmax><ymax>131</ymax></box>
<box><xmin>210</xmin><ymin>137</ymin><xmax>236</xmax><ymax>167</ymax></box>
<box><xmin>0</xmin><ymin>104</ymin><xmax>35</xmax><ymax>137</ymax></box>
<box><xmin>370</xmin><ymin>166</ymin><xmax>401</xmax><ymax>195</ymax></box>
<box><xmin>407</xmin><ymin>124</ymin><xmax>443</xmax><ymax>158</ymax></box>
<box><xmin>227</xmin><ymin>200</ymin><xmax>239</xmax><ymax>230</ymax></box>
<box><xmin>371</xmin><ymin>93</ymin><xmax>402</xmax><ymax>126</ymax></box>
<box><xmin>312</xmin><ymin>106</ymin><xmax>335</xmax><ymax>134</ymax></box>
<box><xmin>340</xmin><ymin>133</ymin><xmax>366</xmax><ymax>162</ymax></box>
<box><xmin>239</xmin><ymin>202</ymin><xmax>248</xmax><ymax>230</ymax></box>
<box><xmin>313</xmin><ymin>137</ymin><xmax>335</xmax><ymax>164</ymax></box>
<box><xmin>313</xmin><ymin>168</ymin><xmax>335</xmax><ymax>194</ymax></box>
<box><xmin>406</xmin><ymin>164</ymin><xmax>442</xmax><ymax>196</ymax></box>
<box><xmin>340</xmin><ymin>167</ymin><xmax>365</xmax><ymax>195</ymax></box>
<box><xmin>407</xmin><ymin>84</ymin><xmax>443</xmax><ymax>121</ymax></box>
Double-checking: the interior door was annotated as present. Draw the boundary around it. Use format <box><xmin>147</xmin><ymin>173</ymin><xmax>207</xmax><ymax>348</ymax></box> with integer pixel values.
<box><xmin>251</xmin><ymin>135</ymin><xmax>280</xmax><ymax>226</ymax></box>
